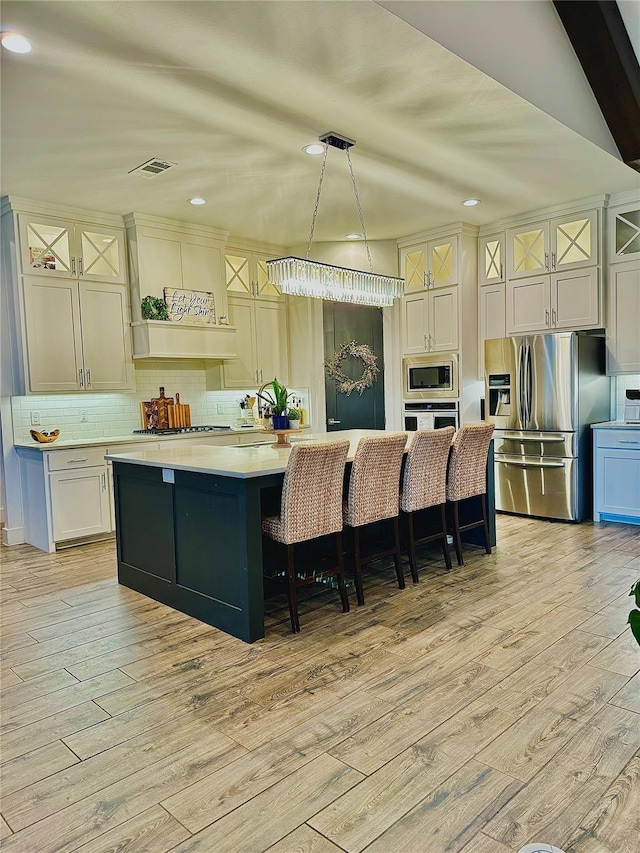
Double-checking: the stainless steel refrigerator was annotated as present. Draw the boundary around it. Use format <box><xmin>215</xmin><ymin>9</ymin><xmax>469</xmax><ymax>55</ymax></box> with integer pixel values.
<box><xmin>485</xmin><ymin>332</ymin><xmax>609</xmax><ymax>521</ymax></box>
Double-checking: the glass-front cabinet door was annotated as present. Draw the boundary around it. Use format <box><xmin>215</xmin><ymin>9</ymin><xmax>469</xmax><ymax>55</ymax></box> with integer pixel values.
<box><xmin>610</xmin><ymin>204</ymin><xmax>640</xmax><ymax>262</ymax></box>
<box><xmin>19</xmin><ymin>216</ymin><xmax>126</xmax><ymax>283</ymax></box>
<box><xmin>401</xmin><ymin>246</ymin><xmax>426</xmax><ymax>293</ymax></box>
<box><xmin>550</xmin><ymin>211</ymin><xmax>597</xmax><ymax>272</ymax></box>
<box><xmin>506</xmin><ymin>221</ymin><xmax>550</xmax><ymax>279</ymax></box>
<box><xmin>19</xmin><ymin>215</ymin><xmax>74</xmax><ymax>278</ymax></box>
<box><xmin>479</xmin><ymin>234</ymin><xmax>505</xmax><ymax>285</ymax></box>
<box><xmin>427</xmin><ymin>236</ymin><xmax>458</xmax><ymax>288</ymax></box>
<box><xmin>226</xmin><ymin>252</ymin><xmax>282</xmax><ymax>300</ymax></box>
<box><xmin>77</xmin><ymin>226</ymin><xmax>127</xmax><ymax>283</ymax></box>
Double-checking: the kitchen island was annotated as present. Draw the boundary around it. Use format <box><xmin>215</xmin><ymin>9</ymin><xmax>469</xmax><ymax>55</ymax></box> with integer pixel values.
<box><xmin>107</xmin><ymin>430</ymin><xmax>495</xmax><ymax>642</ymax></box>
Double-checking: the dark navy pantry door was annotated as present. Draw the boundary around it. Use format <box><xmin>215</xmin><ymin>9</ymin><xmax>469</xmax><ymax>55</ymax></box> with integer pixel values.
<box><xmin>324</xmin><ymin>302</ymin><xmax>385</xmax><ymax>432</ymax></box>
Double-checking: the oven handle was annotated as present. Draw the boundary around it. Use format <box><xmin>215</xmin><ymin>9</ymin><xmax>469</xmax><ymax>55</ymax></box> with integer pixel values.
<box><xmin>496</xmin><ymin>458</ymin><xmax>565</xmax><ymax>468</ymax></box>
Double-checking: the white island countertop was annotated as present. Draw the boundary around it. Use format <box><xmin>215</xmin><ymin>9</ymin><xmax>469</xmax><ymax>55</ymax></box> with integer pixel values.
<box><xmin>590</xmin><ymin>421</ymin><xmax>640</xmax><ymax>430</ymax></box>
<box><xmin>106</xmin><ymin>429</ymin><xmax>408</xmax><ymax>479</ymax></box>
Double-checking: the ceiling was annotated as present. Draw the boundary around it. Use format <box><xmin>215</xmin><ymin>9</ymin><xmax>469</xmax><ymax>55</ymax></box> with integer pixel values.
<box><xmin>1</xmin><ymin>0</ymin><xmax>639</xmax><ymax>247</ymax></box>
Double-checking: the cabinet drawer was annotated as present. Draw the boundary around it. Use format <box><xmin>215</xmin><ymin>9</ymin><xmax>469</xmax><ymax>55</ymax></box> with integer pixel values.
<box><xmin>595</xmin><ymin>430</ymin><xmax>640</xmax><ymax>450</ymax></box>
<box><xmin>47</xmin><ymin>447</ymin><xmax>107</xmax><ymax>471</ymax></box>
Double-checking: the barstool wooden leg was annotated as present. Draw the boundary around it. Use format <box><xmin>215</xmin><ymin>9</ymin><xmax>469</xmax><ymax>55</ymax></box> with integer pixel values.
<box><xmin>286</xmin><ymin>543</ymin><xmax>300</xmax><ymax>633</ymax></box>
<box><xmin>335</xmin><ymin>531</ymin><xmax>350</xmax><ymax>613</ymax></box>
<box><xmin>440</xmin><ymin>504</ymin><xmax>453</xmax><ymax>572</ymax></box>
<box><xmin>353</xmin><ymin>527</ymin><xmax>365</xmax><ymax>606</ymax></box>
<box><xmin>481</xmin><ymin>492</ymin><xmax>491</xmax><ymax>554</ymax></box>
<box><xmin>393</xmin><ymin>516</ymin><xmax>405</xmax><ymax>589</ymax></box>
<box><xmin>407</xmin><ymin>511</ymin><xmax>419</xmax><ymax>583</ymax></box>
<box><xmin>452</xmin><ymin>501</ymin><xmax>464</xmax><ymax>566</ymax></box>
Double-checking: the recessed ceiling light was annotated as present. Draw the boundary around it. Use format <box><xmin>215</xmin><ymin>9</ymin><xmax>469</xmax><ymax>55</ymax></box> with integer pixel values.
<box><xmin>1</xmin><ymin>32</ymin><xmax>33</xmax><ymax>53</ymax></box>
<box><xmin>345</xmin><ymin>233</ymin><xmax>362</xmax><ymax>240</ymax></box>
<box><xmin>303</xmin><ymin>143</ymin><xmax>326</xmax><ymax>156</ymax></box>
<box><xmin>462</xmin><ymin>198</ymin><xmax>480</xmax><ymax>207</ymax></box>
<box><xmin>188</xmin><ymin>197</ymin><xmax>207</xmax><ymax>206</ymax></box>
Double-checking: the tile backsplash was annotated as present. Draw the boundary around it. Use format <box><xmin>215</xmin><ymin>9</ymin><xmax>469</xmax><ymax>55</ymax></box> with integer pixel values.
<box><xmin>614</xmin><ymin>373</ymin><xmax>640</xmax><ymax>421</ymax></box>
<box><xmin>11</xmin><ymin>360</ymin><xmax>310</xmax><ymax>443</ymax></box>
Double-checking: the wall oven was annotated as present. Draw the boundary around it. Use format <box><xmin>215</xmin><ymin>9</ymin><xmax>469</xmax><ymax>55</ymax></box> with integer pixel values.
<box><xmin>404</xmin><ymin>401</ymin><xmax>459</xmax><ymax>431</ymax></box>
<box><xmin>403</xmin><ymin>354</ymin><xmax>458</xmax><ymax>400</ymax></box>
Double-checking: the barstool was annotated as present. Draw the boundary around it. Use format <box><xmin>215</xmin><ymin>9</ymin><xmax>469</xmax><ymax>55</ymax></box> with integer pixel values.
<box><xmin>401</xmin><ymin>427</ymin><xmax>455</xmax><ymax>580</ymax></box>
<box><xmin>343</xmin><ymin>433</ymin><xmax>408</xmax><ymax>606</ymax></box>
<box><xmin>446</xmin><ymin>424</ymin><xmax>495</xmax><ymax>566</ymax></box>
<box><xmin>262</xmin><ymin>440</ymin><xmax>350</xmax><ymax>633</ymax></box>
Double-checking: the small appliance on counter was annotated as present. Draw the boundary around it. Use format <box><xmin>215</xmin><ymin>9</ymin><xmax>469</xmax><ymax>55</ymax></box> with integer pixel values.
<box><xmin>624</xmin><ymin>389</ymin><xmax>640</xmax><ymax>423</ymax></box>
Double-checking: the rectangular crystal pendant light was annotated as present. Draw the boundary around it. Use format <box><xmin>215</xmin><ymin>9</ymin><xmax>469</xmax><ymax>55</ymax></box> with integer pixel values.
<box><xmin>267</xmin><ymin>133</ymin><xmax>405</xmax><ymax>308</ymax></box>
<box><xmin>266</xmin><ymin>257</ymin><xmax>404</xmax><ymax>307</ymax></box>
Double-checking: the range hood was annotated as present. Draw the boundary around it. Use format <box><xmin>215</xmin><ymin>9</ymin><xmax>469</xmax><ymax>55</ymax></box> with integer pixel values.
<box><xmin>131</xmin><ymin>320</ymin><xmax>237</xmax><ymax>360</ymax></box>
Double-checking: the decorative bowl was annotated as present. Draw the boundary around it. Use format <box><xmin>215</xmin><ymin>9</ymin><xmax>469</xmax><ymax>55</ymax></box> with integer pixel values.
<box><xmin>30</xmin><ymin>429</ymin><xmax>60</xmax><ymax>444</ymax></box>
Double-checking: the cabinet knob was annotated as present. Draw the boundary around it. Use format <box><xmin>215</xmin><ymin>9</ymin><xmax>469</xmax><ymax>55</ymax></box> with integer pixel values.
<box><xmin>79</xmin><ymin>368</ymin><xmax>84</xmax><ymax>388</ymax></box>
<box><xmin>78</xmin><ymin>257</ymin><xmax>84</xmax><ymax>276</ymax></box>
<box><xmin>545</xmin><ymin>309</ymin><xmax>550</xmax><ymax>327</ymax></box>
<box><xmin>544</xmin><ymin>252</ymin><xmax>549</xmax><ymax>271</ymax></box>
<box><xmin>86</xmin><ymin>368</ymin><xmax>92</xmax><ymax>387</ymax></box>
<box><xmin>71</xmin><ymin>257</ymin><xmax>77</xmax><ymax>277</ymax></box>
<box><xmin>551</xmin><ymin>308</ymin><xmax>557</xmax><ymax>327</ymax></box>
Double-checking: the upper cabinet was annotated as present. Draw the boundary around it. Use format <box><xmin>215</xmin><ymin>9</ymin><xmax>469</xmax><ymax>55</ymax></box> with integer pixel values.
<box><xmin>479</xmin><ymin>233</ymin><xmax>505</xmax><ymax>286</ymax></box>
<box><xmin>506</xmin><ymin>209</ymin><xmax>598</xmax><ymax>280</ymax></box>
<box><xmin>1</xmin><ymin>198</ymin><xmax>134</xmax><ymax>396</ymax></box>
<box><xmin>18</xmin><ymin>214</ymin><xmax>126</xmax><ymax>283</ymax></box>
<box><xmin>609</xmin><ymin>201</ymin><xmax>640</xmax><ymax>263</ymax></box>
<box><xmin>401</xmin><ymin>234</ymin><xmax>458</xmax><ymax>293</ymax></box>
<box><xmin>606</xmin><ymin>196</ymin><xmax>640</xmax><ymax>374</ymax></box>
<box><xmin>125</xmin><ymin>213</ymin><xmax>229</xmax><ymax>322</ymax></box>
<box><xmin>225</xmin><ymin>250</ymin><xmax>283</xmax><ymax>301</ymax></box>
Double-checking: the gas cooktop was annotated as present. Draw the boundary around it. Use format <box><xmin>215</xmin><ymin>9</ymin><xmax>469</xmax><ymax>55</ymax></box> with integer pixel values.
<box><xmin>133</xmin><ymin>425</ymin><xmax>232</xmax><ymax>435</ymax></box>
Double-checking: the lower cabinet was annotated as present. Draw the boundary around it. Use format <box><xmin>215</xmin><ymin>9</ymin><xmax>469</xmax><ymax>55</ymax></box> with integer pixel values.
<box><xmin>594</xmin><ymin>428</ymin><xmax>640</xmax><ymax>523</ymax></box>
<box><xmin>50</xmin><ymin>467</ymin><xmax>110</xmax><ymax>542</ymax></box>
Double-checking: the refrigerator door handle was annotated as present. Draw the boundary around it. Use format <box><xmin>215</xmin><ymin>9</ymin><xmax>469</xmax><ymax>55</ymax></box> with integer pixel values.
<box><xmin>517</xmin><ymin>343</ymin><xmax>525</xmax><ymax>428</ymax></box>
<box><xmin>524</xmin><ymin>342</ymin><xmax>533</xmax><ymax>426</ymax></box>
<box><xmin>496</xmin><ymin>459</ymin><xmax>565</xmax><ymax>469</ymax></box>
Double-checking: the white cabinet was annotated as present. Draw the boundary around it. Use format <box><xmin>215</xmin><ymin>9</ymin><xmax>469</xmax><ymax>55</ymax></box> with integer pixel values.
<box><xmin>479</xmin><ymin>283</ymin><xmax>505</xmax><ymax>378</ymax></box>
<box><xmin>506</xmin><ymin>269</ymin><xmax>599</xmax><ymax>335</ymax></box>
<box><xmin>401</xmin><ymin>235</ymin><xmax>458</xmax><ymax>292</ymax></box>
<box><xmin>22</xmin><ymin>277</ymin><xmax>133</xmax><ymax>392</ymax></box>
<box><xmin>594</xmin><ymin>429</ymin><xmax>640</xmax><ymax>523</ymax></box>
<box><xmin>225</xmin><ymin>250</ymin><xmax>282</xmax><ymax>300</ymax></box>
<box><xmin>402</xmin><ymin>288</ymin><xmax>458</xmax><ymax>355</ymax></box>
<box><xmin>609</xmin><ymin>202</ymin><xmax>640</xmax><ymax>263</ymax></box>
<box><xmin>506</xmin><ymin>210</ymin><xmax>598</xmax><ymax>280</ymax></box>
<box><xmin>50</xmin><ymin>467</ymin><xmax>110</xmax><ymax>542</ymax></box>
<box><xmin>607</xmin><ymin>260</ymin><xmax>640</xmax><ymax>374</ymax></box>
<box><xmin>125</xmin><ymin>213</ymin><xmax>228</xmax><ymax>322</ymax></box>
<box><xmin>479</xmin><ymin>233</ymin><xmax>505</xmax><ymax>286</ymax></box>
<box><xmin>18</xmin><ymin>214</ymin><xmax>126</xmax><ymax>283</ymax></box>
<box><xmin>222</xmin><ymin>294</ymin><xmax>289</xmax><ymax>388</ymax></box>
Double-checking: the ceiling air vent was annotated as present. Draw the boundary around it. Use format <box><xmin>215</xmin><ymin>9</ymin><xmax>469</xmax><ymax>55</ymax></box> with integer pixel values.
<box><xmin>129</xmin><ymin>158</ymin><xmax>177</xmax><ymax>179</ymax></box>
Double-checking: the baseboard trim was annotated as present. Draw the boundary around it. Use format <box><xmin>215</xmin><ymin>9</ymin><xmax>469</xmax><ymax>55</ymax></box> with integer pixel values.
<box><xmin>2</xmin><ymin>525</ymin><xmax>25</xmax><ymax>546</ymax></box>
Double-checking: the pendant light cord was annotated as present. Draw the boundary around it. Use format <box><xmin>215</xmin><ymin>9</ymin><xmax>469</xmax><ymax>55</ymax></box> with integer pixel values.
<box><xmin>306</xmin><ymin>148</ymin><xmax>328</xmax><ymax>260</ymax></box>
<box><xmin>346</xmin><ymin>147</ymin><xmax>374</xmax><ymax>273</ymax></box>
<box><xmin>305</xmin><ymin>142</ymin><xmax>374</xmax><ymax>273</ymax></box>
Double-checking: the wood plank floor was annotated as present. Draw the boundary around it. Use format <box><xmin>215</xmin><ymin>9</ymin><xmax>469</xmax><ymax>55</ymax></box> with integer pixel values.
<box><xmin>1</xmin><ymin>515</ymin><xmax>639</xmax><ymax>853</ymax></box>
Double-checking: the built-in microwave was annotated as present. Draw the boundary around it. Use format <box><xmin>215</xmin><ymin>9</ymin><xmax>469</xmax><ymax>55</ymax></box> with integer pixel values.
<box><xmin>403</xmin><ymin>354</ymin><xmax>458</xmax><ymax>400</ymax></box>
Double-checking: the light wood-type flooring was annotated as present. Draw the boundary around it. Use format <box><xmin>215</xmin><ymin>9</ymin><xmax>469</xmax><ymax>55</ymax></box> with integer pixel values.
<box><xmin>1</xmin><ymin>515</ymin><xmax>639</xmax><ymax>853</ymax></box>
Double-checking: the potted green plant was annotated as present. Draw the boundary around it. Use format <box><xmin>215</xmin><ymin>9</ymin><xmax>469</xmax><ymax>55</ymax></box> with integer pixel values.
<box><xmin>287</xmin><ymin>407</ymin><xmax>302</xmax><ymax>429</ymax></box>
<box><xmin>257</xmin><ymin>378</ymin><xmax>291</xmax><ymax>430</ymax></box>
<box><xmin>629</xmin><ymin>578</ymin><xmax>640</xmax><ymax>647</ymax></box>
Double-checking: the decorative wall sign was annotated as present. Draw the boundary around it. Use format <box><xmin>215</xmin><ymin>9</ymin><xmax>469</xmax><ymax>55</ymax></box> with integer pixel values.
<box><xmin>325</xmin><ymin>340</ymin><xmax>379</xmax><ymax>396</ymax></box>
<box><xmin>163</xmin><ymin>288</ymin><xmax>216</xmax><ymax>325</ymax></box>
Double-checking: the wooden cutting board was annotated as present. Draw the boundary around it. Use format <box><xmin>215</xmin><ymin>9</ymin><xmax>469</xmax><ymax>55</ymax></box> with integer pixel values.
<box><xmin>151</xmin><ymin>387</ymin><xmax>174</xmax><ymax>429</ymax></box>
<box><xmin>168</xmin><ymin>392</ymin><xmax>191</xmax><ymax>428</ymax></box>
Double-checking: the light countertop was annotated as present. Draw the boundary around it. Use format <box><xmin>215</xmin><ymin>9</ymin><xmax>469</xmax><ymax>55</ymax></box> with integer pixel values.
<box><xmin>590</xmin><ymin>421</ymin><xmax>640</xmax><ymax>430</ymax></box>
<box><xmin>106</xmin><ymin>429</ymin><xmax>408</xmax><ymax>479</ymax></box>
<box><xmin>13</xmin><ymin>426</ymin><xmax>272</xmax><ymax>452</ymax></box>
